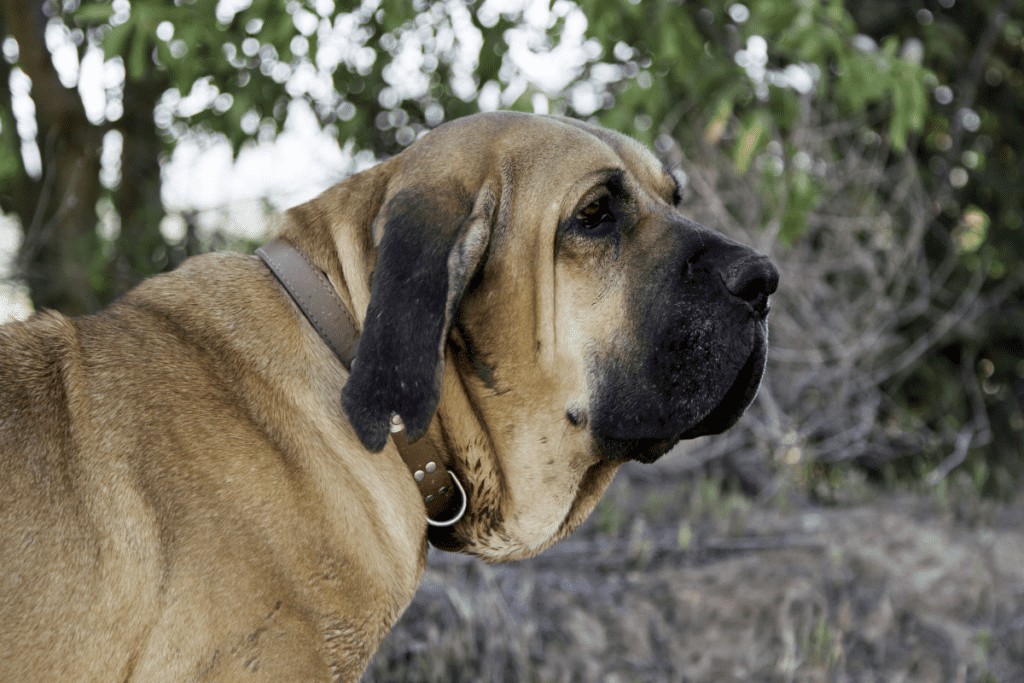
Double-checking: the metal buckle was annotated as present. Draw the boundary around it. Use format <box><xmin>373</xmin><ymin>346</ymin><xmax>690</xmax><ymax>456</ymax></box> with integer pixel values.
<box><xmin>390</xmin><ymin>414</ymin><xmax>467</xmax><ymax>528</ymax></box>
<box><xmin>426</xmin><ymin>469</ymin><xmax>467</xmax><ymax>527</ymax></box>
<box><xmin>390</xmin><ymin>414</ymin><xmax>405</xmax><ymax>433</ymax></box>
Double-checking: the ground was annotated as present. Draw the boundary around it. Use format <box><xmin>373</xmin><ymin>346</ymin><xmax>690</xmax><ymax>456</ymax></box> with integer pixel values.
<box><xmin>364</xmin><ymin>447</ymin><xmax>1024</xmax><ymax>683</ymax></box>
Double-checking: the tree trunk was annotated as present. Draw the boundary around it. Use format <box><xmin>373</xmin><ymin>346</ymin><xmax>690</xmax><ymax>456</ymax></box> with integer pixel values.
<box><xmin>2</xmin><ymin>0</ymin><xmax>105</xmax><ymax>316</ymax></box>
<box><xmin>112</xmin><ymin>76</ymin><xmax>168</xmax><ymax>297</ymax></box>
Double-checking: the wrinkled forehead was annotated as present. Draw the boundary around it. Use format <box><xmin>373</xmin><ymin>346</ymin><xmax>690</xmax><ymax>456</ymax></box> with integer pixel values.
<box><xmin>392</xmin><ymin>113</ymin><xmax>676</xmax><ymax>202</ymax></box>
<box><xmin>549</xmin><ymin>116</ymin><xmax>678</xmax><ymax>202</ymax></box>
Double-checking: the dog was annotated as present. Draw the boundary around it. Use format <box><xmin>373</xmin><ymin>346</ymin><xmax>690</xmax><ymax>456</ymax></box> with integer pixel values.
<box><xmin>0</xmin><ymin>111</ymin><xmax>778</xmax><ymax>681</ymax></box>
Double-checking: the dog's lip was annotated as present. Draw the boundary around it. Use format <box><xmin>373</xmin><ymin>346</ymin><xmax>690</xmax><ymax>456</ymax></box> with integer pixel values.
<box><xmin>586</xmin><ymin>319</ymin><xmax>768</xmax><ymax>464</ymax></box>
<box><xmin>676</xmin><ymin>330</ymin><xmax>766</xmax><ymax>441</ymax></box>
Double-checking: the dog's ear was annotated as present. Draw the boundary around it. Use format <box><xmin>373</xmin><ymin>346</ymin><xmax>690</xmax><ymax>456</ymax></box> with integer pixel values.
<box><xmin>341</xmin><ymin>184</ymin><xmax>494</xmax><ymax>451</ymax></box>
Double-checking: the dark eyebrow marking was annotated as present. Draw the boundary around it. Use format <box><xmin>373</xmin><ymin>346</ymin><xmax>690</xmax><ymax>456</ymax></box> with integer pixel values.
<box><xmin>662</xmin><ymin>163</ymin><xmax>683</xmax><ymax>205</ymax></box>
<box><xmin>606</xmin><ymin>168</ymin><xmax>626</xmax><ymax>197</ymax></box>
<box><xmin>569</xmin><ymin>168</ymin><xmax>627</xmax><ymax>212</ymax></box>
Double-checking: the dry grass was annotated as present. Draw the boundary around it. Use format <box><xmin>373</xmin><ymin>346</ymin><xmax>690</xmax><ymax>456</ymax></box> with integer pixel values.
<box><xmin>364</xmin><ymin>461</ymin><xmax>1024</xmax><ymax>682</ymax></box>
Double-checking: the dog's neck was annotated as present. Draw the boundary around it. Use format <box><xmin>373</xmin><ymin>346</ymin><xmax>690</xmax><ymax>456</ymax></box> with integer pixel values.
<box><xmin>256</xmin><ymin>237</ymin><xmax>467</xmax><ymax>537</ymax></box>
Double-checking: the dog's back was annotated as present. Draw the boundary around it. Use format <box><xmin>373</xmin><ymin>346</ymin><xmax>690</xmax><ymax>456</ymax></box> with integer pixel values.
<box><xmin>0</xmin><ymin>310</ymin><xmax>164</xmax><ymax>679</ymax></box>
<box><xmin>0</xmin><ymin>254</ymin><xmax>423</xmax><ymax>682</ymax></box>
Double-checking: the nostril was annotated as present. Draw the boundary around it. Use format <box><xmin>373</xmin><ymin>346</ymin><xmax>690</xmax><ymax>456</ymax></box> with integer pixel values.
<box><xmin>733</xmin><ymin>277</ymin><xmax>768</xmax><ymax>303</ymax></box>
<box><xmin>722</xmin><ymin>255</ymin><xmax>780</xmax><ymax>304</ymax></box>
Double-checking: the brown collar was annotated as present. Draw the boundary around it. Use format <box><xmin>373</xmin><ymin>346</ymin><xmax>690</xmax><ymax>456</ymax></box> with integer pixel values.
<box><xmin>256</xmin><ymin>237</ymin><xmax>466</xmax><ymax>532</ymax></box>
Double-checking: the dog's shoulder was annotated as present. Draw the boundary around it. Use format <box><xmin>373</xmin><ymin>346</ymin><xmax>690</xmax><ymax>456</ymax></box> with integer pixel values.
<box><xmin>0</xmin><ymin>311</ymin><xmax>79</xmax><ymax>454</ymax></box>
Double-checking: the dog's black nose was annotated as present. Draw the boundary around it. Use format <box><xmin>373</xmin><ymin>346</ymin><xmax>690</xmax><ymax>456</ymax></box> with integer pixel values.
<box><xmin>722</xmin><ymin>254</ymin><xmax>779</xmax><ymax>312</ymax></box>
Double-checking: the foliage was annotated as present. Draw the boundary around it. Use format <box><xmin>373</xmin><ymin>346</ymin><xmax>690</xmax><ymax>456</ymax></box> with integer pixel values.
<box><xmin>0</xmin><ymin>0</ymin><xmax>524</xmax><ymax>313</ymax></box>
<box><xmin>850</xmin><ymin>0</ymin><xmax>1024</xmax><ymax>494</ymax></box>
<box><xmin>71</xmin><ymin>0</ymin><xmax>520</xmax><ymax>156</ymax></box>
<box><xmin>1</xmin><ymin>0</ymin><xmax>1022</xmax><ymax>488</ymax></box>
<box><xmin>0</xmin><ymin>0</ymin><xmax>934</xmax><ymax>296</ymax></box>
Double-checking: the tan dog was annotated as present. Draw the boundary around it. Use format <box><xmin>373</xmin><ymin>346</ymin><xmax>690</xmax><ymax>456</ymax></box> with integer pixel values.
<box><xmin>0</xmin><ymin>112</ymin><xmax>778</xmax><ymax>681</ymax></box>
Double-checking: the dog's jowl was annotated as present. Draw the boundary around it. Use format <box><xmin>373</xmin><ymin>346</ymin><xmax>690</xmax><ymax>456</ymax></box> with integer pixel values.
<box><xmin>0</xmin><ymin>112</ymin><xmax>778</xmax><ymax>682</ymax></box>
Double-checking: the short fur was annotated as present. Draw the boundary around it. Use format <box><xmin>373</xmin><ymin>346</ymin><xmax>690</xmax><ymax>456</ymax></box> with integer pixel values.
<box><xmin>0</xmin><ymin>112</ymin><xmax>778</xmax><ymax>682</ymax></box>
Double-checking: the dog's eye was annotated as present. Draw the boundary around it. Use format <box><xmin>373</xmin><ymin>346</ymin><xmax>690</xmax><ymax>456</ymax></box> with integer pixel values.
<box><xmin>574</xmin><ymin>196</ymin><xmax>616</xmax><ymax>237</ymax></box>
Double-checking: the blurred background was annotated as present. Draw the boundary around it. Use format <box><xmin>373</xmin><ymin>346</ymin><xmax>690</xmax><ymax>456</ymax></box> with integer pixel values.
<box><xmin>1</xmin><ymin>0</ymin><xmax>1023</xmax><ymax>680</ymax></box>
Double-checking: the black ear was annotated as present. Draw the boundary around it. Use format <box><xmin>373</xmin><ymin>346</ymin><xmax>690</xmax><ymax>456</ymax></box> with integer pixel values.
<box><xmin>341</xmin><ymin>185</ymin><xmax>493</xmax><ymax>451</ymax></box>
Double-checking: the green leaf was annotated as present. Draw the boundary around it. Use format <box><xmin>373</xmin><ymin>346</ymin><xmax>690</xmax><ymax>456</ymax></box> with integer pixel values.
<box><xmin>128</xmin><ymin>25</ymin><xmax>149</xmax><ymax>80</ymax></box>
<box><xmin>704</xmin><ymin>97</ymin><xmax>732</xmax><ymax>145</ymax></box>
<box><xmin>73</xmin><ymin>3</ymin><xmax>115</xmax><ymax>23</ymax></box>
<box><xmin>102</xmin><ymin>21</ymin><xmax>134</xmax><ymax>60</ymax></box>
<box><xmin>889</xmin><ymin>82</ymin><xmax>909</xmax><ymax>151</ymax></box>
<box><xmin>379</xmin><ymin>0</ymin><xmax>416</xmax><ymax>30</ymax></box>
<box><xmin>508</xmin><ymin>90</ymin><xmax>533</xmax><ymax>114</ymax></box>
<box><xmin>778</xmin><ymin>170</ymin><xmax>819</xmax><ymax>245</ymax></box>
<box><xmin>478</xmin><ymin>24</ymin><xmax>508</xmax><ymax>82</ymax></box>
<box><xmin>734</xmin><ymin>110</ymin><xmax>772</xmax><ymax>174</ymax></box>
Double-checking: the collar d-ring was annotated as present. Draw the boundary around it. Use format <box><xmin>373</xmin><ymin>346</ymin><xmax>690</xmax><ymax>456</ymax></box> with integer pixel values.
<box><xmin>426</xmin><ymin>469</ymin><xmax>467</xmax><ymax>527</ymax></box>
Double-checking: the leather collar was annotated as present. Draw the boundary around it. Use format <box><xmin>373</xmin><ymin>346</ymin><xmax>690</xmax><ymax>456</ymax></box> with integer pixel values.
<box><xmin>256</xmin><ymin>237</ymin><xmax>467</xmax><ymax>532</ymax></box>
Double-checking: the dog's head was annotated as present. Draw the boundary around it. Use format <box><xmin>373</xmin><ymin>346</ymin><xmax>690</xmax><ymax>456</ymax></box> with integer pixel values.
<box><xmin>306</xmin><ymin>112</ymin><xmax>777</xmax><ymax>559</ymax></box>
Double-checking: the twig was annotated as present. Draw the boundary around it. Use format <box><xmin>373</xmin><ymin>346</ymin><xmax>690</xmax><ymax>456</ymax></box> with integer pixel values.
<box><xmin>870</xmin><ymin>256</ymin><xmax>989</xmax><ymax>387</ymax></box>
<box><xmin>925</xmin><ymin>428</ymin><xmax>974</xmax><ymax>486</ymax></box>
<box><xmin>925</xmin><ymin>352</ymin><xmax>994</xmax><ymax>485</ymax></box>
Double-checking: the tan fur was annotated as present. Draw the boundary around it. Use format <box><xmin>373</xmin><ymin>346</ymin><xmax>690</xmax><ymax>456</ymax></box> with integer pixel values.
<box><xmin>0</xmin><ymin>112</ymin><xmax>748</xmax><ymax>681</ymax></box>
